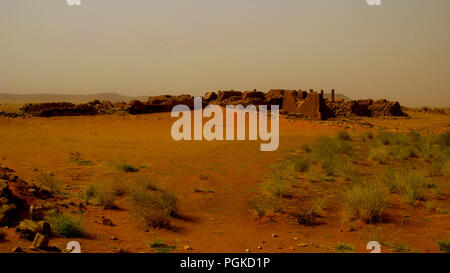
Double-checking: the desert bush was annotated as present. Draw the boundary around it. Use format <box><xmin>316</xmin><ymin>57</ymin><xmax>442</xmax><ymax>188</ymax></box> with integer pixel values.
<box><xmin>111</xmin><ymin>179</ymin><xmax>128</xmax><ymax>196</ymax></box>
<box><xmin>337</xmin><ymin>130</ymin><xmax>352</xmax><ymax>141</ymax></box>
<box><xmin>380</xmin><ymin>168</ymin><xmax>404</xmax><ymax>193</ymax></box>
<box><xmin>134</xmin><ymin>175</ymin><xmax>159</xmax><ymax>191</ymax></box>
<box><xmin>36</xmin><ymin>172</ymin><xmax>62</xmax><ymax>193</ymax></box>
<box><xmin>84</xmin><ymin>184</ymin><xmax>97</xmax><ymax>204</ymax></box>
<box><xmin>291</xmin><ymin>156</ymin><xmax>310</xmax><ymax>173</ymax></box>
<box><xmin>390</xmin><ymin>242</ymin><xmax>416</xmax><ymax>253</ymax></box>
<box><xmin>314</xmin><ymin>136</ymin><xmax>356</xmax><ymax>175</ymax></box>
<box><xmin>388</xmin><ymin>145</ymin><xmax>420</xmax><ymax>161</ymax></box>
<box><xmin>69</xmin><ymin>152</ymin><xmax>94</xmax><ymax>166</ymax></box>
<box><xmin>301</xmin><ymin>144</ymin><xmax>312</xmax><ymax>153</ymax></box>
<box><xmin>48</xmin><ymin>213</ymin><xmax>85</xmax><ymax>238</ymax></box>
<box><xmin>406</xmin><ymin>129</ymin><xmax>422</xmax><ymax>142</ymax></box>
<box><xmin>116</xmin><ymin>161</ymin><xmax>139</xmax><ymax>173</ymax></box>
<box><xmin>442</xmin><ymin>161</ymin><xmax>450</xmax><ymax>177</ymax></box>
<box><xmin>85</xmin><ymin>183</ymin><xmax>116</xmax><ymax>209</ymax></box>
<box><xmin>252</xmin><ymin>200</ymin><xmax>270</xmax><ymax>217</ymax></box>
<box><xmin>339</xmin><ymin>181</ymin><xmax>388</xmax><ymax>223</ymax></box>
<box><xmin>360</xmin><ymin>131</ymin><xmax>374</xmax><ymax>142</ymax></box>
<box><xmin>96</xmin><ymin>186</ymin><xmax>116</xmax><ymax>209</ymax></box>
<box><xmin>334</xmin><ymin>243</ymin><xmax>355</xmax><ymax>253</ymax></box>
<box><xmin>311</xmin><ymin>198</ymin><xmax>326</xmax><ymax>216</ymax></box>
<box><xmin>292</xmin><ymin>208</ymin><xmax>319</xmax><ymax>226</ymax></box>
<box><xmin>403</xmin><ymin>172</ymin><xmax>427</xmax><ymax>206</ymax></box>
<box><xmin>376</xmin><ymin>130</ymin><xmax>408</xmax><ymax>146</ymax></box>
<box><xmin>263</xmin><ymin>170</ymin><xmax>293</xmax><ymax>198</ymax></box>
<box><xmin>148</xmin><ymin>238</ymin><xmax>176</xmax><ymax>253</ymax></box>
<box><xmin>438</xmin><ymin>239</ymin><xmax>450</xmax><ymax>253</ymax></box>
<box><xmin>128</xmin><ymin>188</ymin><xmax>178</xmax><ymax>228</ymax></box>
<box><xmin>436</xmin><ymin>131</ymin><xmax>450</xmax><ymax>148</ymax></box>
<box><xmin>369</xmin><ymin>147</ymin><xmax>389</xmax><ymax>164</ymax></box>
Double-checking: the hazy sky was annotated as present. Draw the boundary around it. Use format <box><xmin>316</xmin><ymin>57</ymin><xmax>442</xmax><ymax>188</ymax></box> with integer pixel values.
<box><xmin>1</xmin><ymin>0</ymin><xmax>449</xmax><ymax>107</ymax></box>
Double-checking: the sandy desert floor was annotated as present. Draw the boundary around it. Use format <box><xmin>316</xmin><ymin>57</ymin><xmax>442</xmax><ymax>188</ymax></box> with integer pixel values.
<box><xmin>0</xmin><ymin>110</ymin><xmax>449</xmax><ymax>253</ymax></box>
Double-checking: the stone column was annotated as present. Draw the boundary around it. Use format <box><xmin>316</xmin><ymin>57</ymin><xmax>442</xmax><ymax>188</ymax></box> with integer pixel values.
<box><xmin>331</xmin><ymin>89</ymin><xmax>335</xmax><ymax>102</ymax></box>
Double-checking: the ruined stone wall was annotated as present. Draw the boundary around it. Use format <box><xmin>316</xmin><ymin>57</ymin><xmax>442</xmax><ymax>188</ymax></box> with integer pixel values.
<box><xmin>10</xmin><ymin>89</ymin><xmax>406</xmax><ymax>120</ymax></box>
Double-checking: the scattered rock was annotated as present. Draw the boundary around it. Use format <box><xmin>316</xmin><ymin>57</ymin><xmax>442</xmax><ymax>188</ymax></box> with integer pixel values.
<box><xmin>184</xmin><ymin>245</ymin><xmax>193</xmax><ymax>251</ymax></box>
<box><xmin>297</xmin><ymin>243</ymin><xmax>308</xmax><ymax>247</ymax></box>
<box><xmin>245</xmin><ymin>249</ymin><xmax>251</xmax><ymax>253</ymax></box>
<box><xmin>11</xmin><ymin>246</ymin><xmax>23</xmax><ymax>253</ymax></box>
<box><xmin>257</xmin><ymin>246</ymin><xmax>263</xmax><ymax>250</ymax></box>
<box><xmin>16</xmin><ymin>220</ymin><xmax>51</xmax><ymax>240</ymax></box>
<box><xmin>30</xmin><ymin>233</ymin><xmax>49</xmax><ymax>249</ymax></box>
<box><xmin>272</xmin><ymin>234</ymin><xmax>278</xmax><ymax>238</ymax></box>
<box><xmin>102</xmin><ymin>218</ymin><xmax>115</xmax><ymax>226</ymax></box>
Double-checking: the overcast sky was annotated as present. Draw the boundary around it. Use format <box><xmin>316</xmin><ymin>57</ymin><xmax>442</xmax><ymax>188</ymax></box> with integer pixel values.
<box><xmin>0</xmin><ymin>0</ymin><xmax>449</xmax><ymax>107</ymax></box>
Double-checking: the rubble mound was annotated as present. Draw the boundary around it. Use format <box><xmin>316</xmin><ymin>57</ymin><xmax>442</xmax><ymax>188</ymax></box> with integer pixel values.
<box><xmin>0</xmin><ymin>167</ymin><xmax>30</xmax><ymax>225</ymax></box>
<box><xmin>19</xmin><ymin>100</ymin><xmax>114</xmax><ymax>117</ymax></box>
<box><xmin>127</xmin><ymin>94</ymin><xmax>195</xmax><ymax>114</ymax></box>
<box><xmin>327</xmin><ymin>99</ymin><xmax>406</xmax><ymax>118</ymax></box>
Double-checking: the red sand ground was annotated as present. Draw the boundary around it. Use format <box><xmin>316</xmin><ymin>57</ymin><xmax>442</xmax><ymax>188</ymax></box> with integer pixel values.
<box><xmin>0</xmin><ymin>110</ymin><xmax>449</xmax><ymax>253</ymax></box>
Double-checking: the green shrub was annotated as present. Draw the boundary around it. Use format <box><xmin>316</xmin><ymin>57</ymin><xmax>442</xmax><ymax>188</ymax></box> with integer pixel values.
<box><xmin>84</xmin><ymin>184</ymin><xmax>97</xmax><ymax>204</ymax></box>
<box><xmin>314</xmin><ymin>137</ymin><xmax>356</xmax><ymax>175</ymax></box>
<box><xmin>291</xmin><ymin>156</ymin><xmax>310</xmax><ymax>173</ymax></box>
<box><xmin>148</xmin><ymin>238</ymin><xmax>176</xmax><ymax>253</ymax></box>
<box><xmin>436</xmin><ymin>131</ymin><xmax>450</xmax><ymax>148</ymax></box>
<box><xmin>360</xmin><ymin>131</ymin><xmax>374</xmax><ymax>142</ymax></box>
<box><xmin>443</xmin><ymin>161</ymin><xmax>450</xmax><ymax>177</ymax></box>
<box><xmin>311</xmin><ymin>198</ymin><xmax>326</xmax><ymax>215</ymax></box>
<box><xmin>403</xmin><ymin>172</ymin><xmax>427</xmax><ymax>206</ymax></box>
<box><xmin>252</xmin><ymin>200</ymin><xmax>270</xmax><ymax>217</ymax></box>
<box><xmin>301</xmin><ymin>144</ymin><xmax>312</xmax><ymax>153</ymax></box>
<box><xmin>369</xmin><ymin>147</ymin><xmax>389</xmax><ymax>164</ymax></box>
<box><xmin>391</xmin><ymin>242</ymin><xmax>415</xmax><ymax>253</ymax></box>
<box><xmin>128</xmin><ymin>188</ymin><xmax>178</xmax><ymax>228</ymax></box>
<box><xmin>111</xmin><ymin>180</ymin><xmax>128</xmax><ymax>196</ymax></box>
<box><xmin>263</xmin><ymin>170</ymin><xmax>293</xmax><ymax>198</ymax></box>
<box><xmin>376</xmin><ymin>131</ymin><xmax>408</xmax><ymax>146</ymax></box>
<box><xmin>407</xmin><ymin>129</ymin><xmax>422</xmax><ymax>142</ymax></box>
<box><xmin>85</xmin><ymin>183</ymin><xmax>116</xmax><ymax>209</ymax></box>
<box><xmin>339</xmin><ymin>181</ymin><xmax>388</xmax><ymax>223</ymax></box>
<box><xmin>337</xmin><ymin>131</ymin><xmax>352</xmax><ymax>141</ymax></box>
<box><xmin>388</xmin><ymin>145</ymin><xmax>420</xmax><ymax>161</ymax></box>
<box><xmin>36</xmin><ymin>172</ymin><xmax>62</xmax><ymax>193</ymax></box>
<box><xmin>48</xmin><ymin>213</ymin><xmax>85</xmax><ymax>238</ymax></box>
<box><xmin>380</xmin><ymin>168</ymin><xmax>404</xmax><ymax>193</ymax></box>
<box><xmin>334</xmin><ymin>243</ymin><xmax>355</xmax><ymax>253</ymax></box>
<box><xmin>438</xmin><ymin>239</ymin><xmax>450</xmax><ymax>253</ymax></box>
<box><xmin>69</xmin><ymin>152</ymin><xmax>94</xmax><ymax>166</ymax></box>
<box><xmin>134</xmin><ymin>175</ymin><xmax>159</xmax><ymax>191</ymax></box>
<box><xmin>116</xmin><ymin>161</ymin><xmax>139</xmax><ymax>173</ymax></box>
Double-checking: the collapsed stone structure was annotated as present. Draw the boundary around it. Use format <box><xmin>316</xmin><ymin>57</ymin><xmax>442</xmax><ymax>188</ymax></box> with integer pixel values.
<box><xmin>9</xmin><ymin>89</ymin><xmax>406</xmax><ymax>120</ymax></box>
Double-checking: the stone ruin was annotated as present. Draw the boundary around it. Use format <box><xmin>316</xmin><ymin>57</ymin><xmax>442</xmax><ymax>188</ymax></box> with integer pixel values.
<box><xmin>4</xmin><ymin>89</ymin><xmax>406</xmax><ymax>120</ymax></box>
